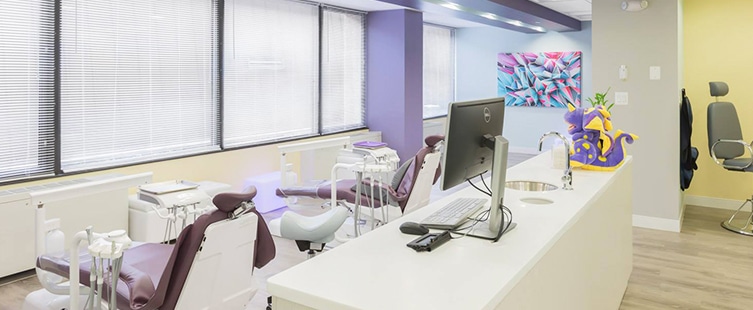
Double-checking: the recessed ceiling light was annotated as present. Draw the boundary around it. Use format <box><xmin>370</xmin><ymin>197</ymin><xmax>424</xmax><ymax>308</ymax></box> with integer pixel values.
<box><xmin>440</xmin><ymin>2</ymin><xmax>462</xmax><ymax>11</ymax></box>
<box><xmin>507</xmin><ymin>20</ymin><xmax>523</xmax><ymax>27</ymax></box>
<box><xmin>481</xmin><ymin>13</ymin><xmax>497</xmax><ymax>20</ymax></box>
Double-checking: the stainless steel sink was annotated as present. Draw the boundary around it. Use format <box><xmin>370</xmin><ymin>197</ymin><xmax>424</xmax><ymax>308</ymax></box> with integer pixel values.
<box><xmin>505</xmin><ymin>181</ymin><xmax>558</xmax><ymax>192</ymax></box>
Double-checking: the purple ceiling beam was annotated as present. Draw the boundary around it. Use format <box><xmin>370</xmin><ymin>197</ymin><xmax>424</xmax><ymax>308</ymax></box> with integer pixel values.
<box><xmin>377</xmin><ymin>0</ymin><xmax>581</xmax><ymax>32</ymax></box>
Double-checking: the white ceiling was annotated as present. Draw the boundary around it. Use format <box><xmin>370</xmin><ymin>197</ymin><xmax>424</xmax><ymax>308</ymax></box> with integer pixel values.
<box><xmin>529</xmin><ymin>0</ymin><xmax>592</xmax><ymax>21</ymax></box>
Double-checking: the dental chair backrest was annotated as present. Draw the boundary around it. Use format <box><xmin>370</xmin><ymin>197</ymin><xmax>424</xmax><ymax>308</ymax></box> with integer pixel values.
<box><xmin>396</xmin><ymin>135</ymin><xmax>444</xmax><ymax>215</ymax></box>
<box><xmin>164</xmin><ymin>188</ymin><xmax>276</xmax><ymax>309</ymax></box>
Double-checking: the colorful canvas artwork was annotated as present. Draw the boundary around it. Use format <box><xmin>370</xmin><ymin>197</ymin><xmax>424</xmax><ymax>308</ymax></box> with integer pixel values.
<box><xmin>497</xmin><ymin>51</ymin><xmax>582</xmax><ymax>108</ymax></box>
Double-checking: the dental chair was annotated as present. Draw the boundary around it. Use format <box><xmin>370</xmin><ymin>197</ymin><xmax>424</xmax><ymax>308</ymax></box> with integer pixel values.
<box><xmin>273</xmin><ymin>135</ymin><xmax>444</xmax><ymax>256</ymax></box>
<box><xmin>707</xmin><ymin>81</ymin><xmax>753</xmax><ymax>236</ymax></box>
<box><xmin>24</xmin><ymin>188</ymin><xmax>275</xmax><ymax>310</ymax></box>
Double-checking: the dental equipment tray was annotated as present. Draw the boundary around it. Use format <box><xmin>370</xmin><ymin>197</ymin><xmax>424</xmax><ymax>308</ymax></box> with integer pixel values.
<box><xmin>139</xmin><ymin>180</ymin><xmax>199</xmax><ymax>195</ymax></box>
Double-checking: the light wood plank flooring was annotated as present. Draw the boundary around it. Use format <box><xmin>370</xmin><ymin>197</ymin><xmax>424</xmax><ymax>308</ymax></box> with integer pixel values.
<box><xmin>619</xmin><ymin>206</ymin><xmax>753</xmax><ymax>310</ymax></box>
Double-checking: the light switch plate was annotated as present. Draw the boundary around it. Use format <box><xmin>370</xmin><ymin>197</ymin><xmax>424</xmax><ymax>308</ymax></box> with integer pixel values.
<box><xmin>619</xmin><ymin>65</ymin><xmax>628</xmax><ymax>80</ymax></box>
<box><xmin>649</xmin><ymin>66</ymin><xmax>661</xmax><ymax>80</ymax></box>
<box><xmin>615</xmin><ymin>92</ymin><xmax>629</xmax><ymax>105</ymax></box>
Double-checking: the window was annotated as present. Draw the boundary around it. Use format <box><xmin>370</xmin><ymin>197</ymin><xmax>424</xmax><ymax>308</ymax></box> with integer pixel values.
<box><xmin>223</xmin><ymin>0</ymin><xmax>366</xmax><ymax>147</ymax></box>
<box><xmin>423</xmin><ymin>24</ymin><xmax>455</xmax><ymax>119</ymax></box>
<box><xmin>0</xmin><ymin>0</ymin><xmax>55</xmax><ymax>181</ymax></box>
<box><xmin>223</xmin><ymin>0</ymin><xmax>319</xmax><ymax>147</ymax></box>
<box><xmin>60</xmin><ymin>0</ymin><xmax>219</xmax><ymax>171</ymax></box>
<box><xmin>0</xmin><ymin>0</ymin><xmax>365</xmax><ymax>184</ymax></box>
<box><xmin>321</xmin><ymin>7</ymin><xmax>366</xmax><ymax>133</ymax></box>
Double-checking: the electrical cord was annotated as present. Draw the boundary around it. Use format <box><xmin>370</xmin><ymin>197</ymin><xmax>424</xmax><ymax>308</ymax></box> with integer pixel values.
<box><xmin>454</xmin><ymin>173</ymin><xmax>514</xmax><ymax>242</ymax></box>
<box><xmin>480</xmin><ymin>175</ymin><xmax>492</xmax><ymax>194</ymax></box>
<box><xmin>449</xmin><ymin>204</ymin><xmax>513</xmax><ymax>242</ymax></box>
<box><xmin>467</xmin><ymin>179</ymin><xmax>491</xmax><ymax>196</ymax></box>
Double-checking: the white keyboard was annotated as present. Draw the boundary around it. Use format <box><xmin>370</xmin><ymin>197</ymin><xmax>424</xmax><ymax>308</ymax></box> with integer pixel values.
<box><xmin>420</xmin><ymin>198</ymin><xmax>487</xmax><ymax>229</ymax></box>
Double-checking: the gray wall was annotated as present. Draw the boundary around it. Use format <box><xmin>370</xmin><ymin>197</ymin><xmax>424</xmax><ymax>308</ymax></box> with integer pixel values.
<box><xmin>455</xmin><ymin>22</ymin><xmax>592</xmax><ymax>151</ymax></box>
<box><xmin>592</xmin><ymin>1</ymin><xmax>682</xmax><ymax>224</ymax></box>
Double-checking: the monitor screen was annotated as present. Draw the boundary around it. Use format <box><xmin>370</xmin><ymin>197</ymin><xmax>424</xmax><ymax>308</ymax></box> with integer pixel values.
<box><xmin>440</xmin><ymin>97</ymin><xmax>505</xmax><ymax>191</ymax></box>
<box><xmin>439</xmin><ymin>97</ymin><xmax>511</xmax><ymax>240</ymax></box>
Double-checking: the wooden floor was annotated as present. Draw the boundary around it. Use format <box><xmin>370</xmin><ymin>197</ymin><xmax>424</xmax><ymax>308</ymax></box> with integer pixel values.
<box><xmin>620</xmin><ymin>206</ymin><xmax>753</xmax><ymax>310</ymax></box>
<box><xmin>3</xmin><ymin>198</ymin><xmax>753</xmax><ymax>309</ymax></box>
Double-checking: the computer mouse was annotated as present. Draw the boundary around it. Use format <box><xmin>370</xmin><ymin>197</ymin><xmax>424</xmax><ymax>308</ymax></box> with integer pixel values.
<box><xmin>399</xmin><ymin>221</ymin><xmax>429</xmax><ymax>235</ymax></box>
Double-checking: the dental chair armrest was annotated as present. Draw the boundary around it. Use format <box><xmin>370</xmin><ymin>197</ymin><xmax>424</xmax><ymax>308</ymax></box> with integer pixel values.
<box><xmin>118</xmin><ymin>263</ymin><xmax>157</xmax><ymax>309</ymax></box>
<box><xmin>711</xmin><ymin>139</ymin><xmax>753</xmax><ymax>170</ymax></box>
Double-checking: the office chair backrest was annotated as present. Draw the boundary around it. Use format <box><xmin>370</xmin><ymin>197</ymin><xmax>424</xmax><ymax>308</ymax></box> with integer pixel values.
<box><xmin>707</xmin><ymin>81</ymin><xmax>744</xmax><ymax>159</ymax></box>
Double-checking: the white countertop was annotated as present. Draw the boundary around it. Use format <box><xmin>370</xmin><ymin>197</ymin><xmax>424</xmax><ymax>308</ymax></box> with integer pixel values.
<box><xmin>267</xmin><ymin>153</ymin><xmax>632</xmax><ymax>310</ymax></box>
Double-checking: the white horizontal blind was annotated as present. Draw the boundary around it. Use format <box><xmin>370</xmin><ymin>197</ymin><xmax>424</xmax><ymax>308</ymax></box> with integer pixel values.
<box><xmin>321</xmin><ymin>7</ymin><xmax>366</xmax><ymax>133</ymax></box>
<box><xmin>224</xmin><ymin>0</ymin><xmax>319</xmax><ymax>147</ymax></box>
<box><xmin>60</xmin><ymin>0</ymin><xmax>219</xmax><ymax>171</ymax></box>
<box><xmin>0</xmin><ymin>0</ymin><xmax>55</xmax><ymax>181</ymax></box>
<box><xmin>423</xmin><ymin>24</ymin><xmax>455</xmax><ymax>119</ymax></box>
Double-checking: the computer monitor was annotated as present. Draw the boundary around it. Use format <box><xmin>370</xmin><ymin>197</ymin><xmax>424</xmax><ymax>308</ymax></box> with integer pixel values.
<box><xmin>440</xmin><ymin>97</ymin><xmax>513</xmax><ymax>240</ymax></box>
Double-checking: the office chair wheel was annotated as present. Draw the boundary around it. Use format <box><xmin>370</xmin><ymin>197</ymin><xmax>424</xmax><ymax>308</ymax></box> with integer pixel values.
<box><xmin>720</xmin><ymin>198</ymin><xmax>753</xmax><ymax>236</ymax></box>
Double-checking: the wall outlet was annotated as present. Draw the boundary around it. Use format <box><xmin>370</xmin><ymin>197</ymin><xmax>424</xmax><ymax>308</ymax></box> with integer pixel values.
<box><xmin>649</xmin><ymin>66</ymin><xmax>661</xmax><ymax>80</ymax></box>
<box><xmin>615</xmin><ymin>92</ymin><xmax>629</xmax><ymax>105</ymax></box>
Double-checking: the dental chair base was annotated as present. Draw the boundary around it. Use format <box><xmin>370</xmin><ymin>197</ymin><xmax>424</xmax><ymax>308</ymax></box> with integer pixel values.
<box><xmin>23</xmin><ymin>290</ymin><xmax>88</xmax><ymax>310</ymax></box>
<box><xmin>278</xmin><ymin>205</ymin><xmax>350</xmax><ymax>259</ymax></box>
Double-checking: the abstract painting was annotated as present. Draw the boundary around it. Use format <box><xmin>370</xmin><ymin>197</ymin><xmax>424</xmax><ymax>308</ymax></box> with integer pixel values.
<box><xmin>497</xmin><ymin>51</ymin><xmax>581</xmax><ymax>108</ymax></box>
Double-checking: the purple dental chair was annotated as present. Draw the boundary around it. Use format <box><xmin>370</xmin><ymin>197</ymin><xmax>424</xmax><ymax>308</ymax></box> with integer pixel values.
<box><xmin>275</xmin><ymin>135</ymin><xmax>444</xmax><ymax>215</ymax></box>
<box><xmin>273</xmin><ymin>136</ymin><xmax>444</xmax><ymax>257</ymax></box>
<box><xmin>27</xmin><ymin>188</ymin><xmax>275</xmax><ymax>310</ymax></box>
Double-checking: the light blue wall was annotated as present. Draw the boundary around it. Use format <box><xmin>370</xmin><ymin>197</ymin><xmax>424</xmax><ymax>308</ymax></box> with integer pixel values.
<box><xmin>456</xmin><ymin>22</ymin><xmax>592</xmax><ymax>151</ymax></box>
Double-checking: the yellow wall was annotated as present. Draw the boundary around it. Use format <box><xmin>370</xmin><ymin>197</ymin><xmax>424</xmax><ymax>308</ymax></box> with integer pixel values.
<box><xmin>0</xmin><ymin>131</ymin><xmax>364</xmax><ymax>193</ymax></box>
<box><xmin>684</xmin><ymin>0</ymin><xmax>753</xmax><ymax>199</ymax></box>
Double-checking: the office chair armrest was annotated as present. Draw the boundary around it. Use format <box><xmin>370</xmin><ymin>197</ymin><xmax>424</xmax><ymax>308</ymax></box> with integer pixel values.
<box><xmin>711</xmin><ymin>139</ymin><xmax>753</xmax><ymax>169</ymax></box>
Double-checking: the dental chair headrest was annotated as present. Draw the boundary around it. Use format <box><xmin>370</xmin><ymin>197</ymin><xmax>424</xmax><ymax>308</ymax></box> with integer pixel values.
<box><xmin>212</xmin><ymin>187</ymin><xmax>257</xmax><ymax>213</ymax></box>
<box><xmin>709</xmin><ymin>81</ymin><xmax>729</xmax><ymax>97</ymax></box>
<box><xmin>425</xmin><ymin>135</ymin><xmax>445</xmax><ymax>147</ymax></box>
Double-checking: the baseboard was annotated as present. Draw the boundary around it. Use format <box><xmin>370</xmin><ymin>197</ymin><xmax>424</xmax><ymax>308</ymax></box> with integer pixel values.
<box><xmin>632</xmin><ymin>214</ymin><xmax>681</xmax><ymax>232</ymax></box>
<box><xmin>509</xmin><ymin>146</ymin><xmax>540</xmax><ymax>155</ymax></box>
<box><xmin>685</xmin><ymin>195</ymin><xmax>745</xmax><ymax>211</ymax></box>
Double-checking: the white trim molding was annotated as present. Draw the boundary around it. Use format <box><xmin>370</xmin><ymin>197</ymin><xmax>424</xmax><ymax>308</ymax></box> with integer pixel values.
<box><xmin>632</xmin><ymin>214</ymin><xmax>681</xmax><ymax>232</ymax></box>
<box><xmin>685</xmin><ymin>195</ymin><xmax>745</xmax><ymax>211</ymax></box>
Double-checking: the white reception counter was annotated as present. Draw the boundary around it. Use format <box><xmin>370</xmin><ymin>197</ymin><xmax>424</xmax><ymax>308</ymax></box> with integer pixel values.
<box><xmin>268</xmin><ymin>153</ymin><xmax>633</xmax><ymax>310</ymax></box>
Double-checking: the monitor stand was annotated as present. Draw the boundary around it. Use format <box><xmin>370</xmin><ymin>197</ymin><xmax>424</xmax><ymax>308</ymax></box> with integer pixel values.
<box><xmin>465</xmin><ymin>135</ymin><xmax>516</xmax><ymax>241</ymax></box>
<box><xmin>465</xmin><ymin>221</ymin><xmax>517</xmax><ymax>239</ymax></box>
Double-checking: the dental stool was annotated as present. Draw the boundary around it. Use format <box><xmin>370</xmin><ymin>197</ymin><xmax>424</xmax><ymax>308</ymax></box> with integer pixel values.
<box><xmin>707</xmin><ymin>81</ymin><xmax>753</xmax><ymax>236</ymax></box>
<box><xmin>25</xmin><ymin>188</ymin><xmax>275</xmax><ymax>310</ymax></box>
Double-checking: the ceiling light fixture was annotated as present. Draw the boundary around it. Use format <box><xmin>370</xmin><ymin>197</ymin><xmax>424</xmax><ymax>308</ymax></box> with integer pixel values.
<box><xmin>440</xmin><ymin>2</ymin><xmax>462</xmax><ymax>11</ymax></box>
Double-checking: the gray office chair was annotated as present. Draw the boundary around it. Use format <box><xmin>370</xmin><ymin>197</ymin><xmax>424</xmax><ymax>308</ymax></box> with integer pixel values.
<box><xmin>707</xmin><ymin>81</ymin><xmax>753</xmax><ymax>236</ymax></box>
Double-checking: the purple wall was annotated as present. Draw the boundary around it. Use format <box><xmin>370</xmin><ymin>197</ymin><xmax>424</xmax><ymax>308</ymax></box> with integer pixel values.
<box><xmin>366</xmin><ymin>9</ymin><xmax>424</xmax><ymax>162</ymax></box>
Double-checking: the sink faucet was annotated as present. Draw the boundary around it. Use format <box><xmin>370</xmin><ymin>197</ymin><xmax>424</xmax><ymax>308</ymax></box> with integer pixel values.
<box><xmin>538</xmin><ymin>131</ymin><xmax>573</xmax><ymax>190</ymax></box>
